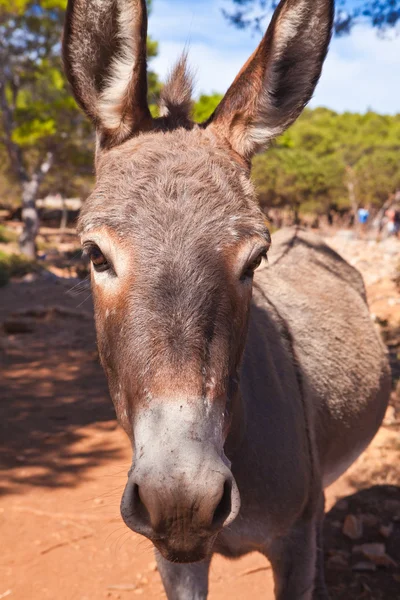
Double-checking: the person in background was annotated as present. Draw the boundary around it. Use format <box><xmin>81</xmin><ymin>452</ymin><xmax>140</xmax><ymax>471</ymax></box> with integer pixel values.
<box><xmin>357</xmin><ymin>207</ymin><xmax>370</xmax><ymax>237</ymax></box>
<box><xmin>386</xmin><ymin>207</ymin><xmax>400</xmax><ymax>238</ymax></box>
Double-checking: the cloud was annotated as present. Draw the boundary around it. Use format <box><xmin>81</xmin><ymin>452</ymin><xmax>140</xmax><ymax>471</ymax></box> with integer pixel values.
<box><xmin>149</xmin><ymin>0</ymin><xmax>259</xmax><ymax>96</ymax></box>
<box><xmin>312</xmin><ymin>27</ymin><xmax>400</xmax><ymax>114</ymax></box>
<box><xmin>149</xmin><ymin>1</ymin><xmax>400</xmax><ymax>114</ymax></box>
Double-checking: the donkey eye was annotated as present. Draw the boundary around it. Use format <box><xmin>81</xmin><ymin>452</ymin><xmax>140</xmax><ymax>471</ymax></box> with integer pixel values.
<box><xmin>85</xmin><ymin>244</ymin><xmax>110</xmax><ymax>272</ymax></box>
<box><xmin>241</xmin><ymin>251</ymin><xmax>266</xmax><ymax>281</ymax></box>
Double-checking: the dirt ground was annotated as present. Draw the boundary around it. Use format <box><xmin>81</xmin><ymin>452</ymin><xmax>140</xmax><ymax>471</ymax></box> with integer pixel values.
<box><xmin>0</xmin><ymin>230</ymin><xmax>399</xmax><ymax>600</ymax></box>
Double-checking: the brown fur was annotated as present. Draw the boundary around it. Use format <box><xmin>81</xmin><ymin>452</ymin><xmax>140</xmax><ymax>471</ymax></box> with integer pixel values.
<box><xmin>159</xmin><ymin>53</ymin><xmax>194</xmax><ymax>127</ymax></box>
<box><xmin>63</xmin><ymin>1</ymin><xmax>390</xmax><ymax>598</ymax></box>
<box><xmin>63</xmin><ymin>0</ymin><xmax>152</xmax><ymax>148</ymax></box>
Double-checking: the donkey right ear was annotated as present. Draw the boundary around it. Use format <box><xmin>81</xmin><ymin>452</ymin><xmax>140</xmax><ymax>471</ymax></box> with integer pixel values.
<box><xmin>206</xmin><ymin>0</ymin><xmax>333</xmax><ymax>161</ymax></box>
<box><xmin>63</xmin><ymin>0</ymin><xmax>152</xmax><ymax>149</ymax></box>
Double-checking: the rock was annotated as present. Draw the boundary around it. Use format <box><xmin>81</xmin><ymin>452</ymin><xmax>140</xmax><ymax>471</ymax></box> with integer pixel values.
<box><xmin>342</xmin><ymin>514</ymin><xmax>363</xmax><ymax>540</ymax></box>
<box><xmin>361</xmin><ymin>513</ymin><xmax>380</xmax><ymax>527</ymax></box>
<box><xmin>383</xmin><ymin>405</ymin><xmax>397</xmax><ymax>426</ymax></box>
<box><xmin>352</xmin><ymin>561</ymin><xmax>376</xmax><ymax>572</ymax></box>
<box><xmin>388</xmin><ymin>298</ymin><xmax>400</xmax><ymax>307</ymax></box>
<box><xmin>327</xmin><ymin>553</ymin><xmax>348</xmax><ymax>569</ymax></box>
<box><xmin>22</xmin><ymin>272</ymin><xmax>37</xmax><ymax>282</ymax></box>
<box><xmin>336</xmin><ymin>230</ymin><xmax>356</xmax><ymax>241</ymax></box>
<box><xmin>379</xmin><ymin>523</ymin><xmax>394</xmax><ymax>538</ymax></box>
<box><xmin>147</xmin><ymin>561</ymin><xmax>157</xmax><ymax>572</ymax></box>
<box><xmin>352</xmin><ymin>543</ymin><xmax>397</xmax><ymax>567</ymax></box>
<box><xmin>107</xmin><ymin>584</ymin><xmax>136</xmax><ymax>591</ymax></box>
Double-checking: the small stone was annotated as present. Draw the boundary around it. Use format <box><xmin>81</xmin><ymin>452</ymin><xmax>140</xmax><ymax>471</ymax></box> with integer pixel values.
<box><xmin>379</xmin><ymin>523</ymin><xmax>394</xmax><ymax>538</ymax></box>
<box><xmin>327</xmin><ymin>554</ymin><xmax>348</xmax><ymax>569</ymax></box>
<box><xmin>107</xmin><ymin>585</ymin><xmax>136</xmax><ymax>591</ymax></box>
<box><xmin>22</xmin><ymin>272</ymin><xmax>36</xmax><ymax>282</ymax></box>
<box><xmin>361</xmin><ymin>513</ymin><xmax>379</xmax><ymax>527</ymax></box>
<box><xmin>353</xmin><ymin>543</ymin><xmax>397</xmax><ymax>567</ymax></box>
<box><xmin>383</xmin><ymin>405</ymin><xmax>397</xmax><ymax>426</ymax></box>
<box><xmin>148</xmin><ymin>561</ymin><xmax>158</xmax><ymax>572</ymax></box>
<box><xmin>343</xmin><ymin>514</ymin><xmax>363</xmax><ymax>540</ymax></box>
<box><xmin>352</xmin><ymin>561</ymin><xmax>376</xmax><ymax>572</ymax></box>
<box><xmin>328</xmin><ymin>549</ymin><xmax>350</xmax><ymax>559</ymax></box>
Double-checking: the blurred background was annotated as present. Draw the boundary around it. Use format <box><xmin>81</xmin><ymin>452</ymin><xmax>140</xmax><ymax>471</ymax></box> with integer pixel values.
<box><xmin>0</xmin><ymin>1</ymin><xmax>400</xmax><ymax>599</ymax></box>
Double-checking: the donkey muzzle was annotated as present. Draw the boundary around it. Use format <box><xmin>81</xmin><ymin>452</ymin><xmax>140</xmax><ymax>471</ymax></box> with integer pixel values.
<box><xmin>120</xmin><ymin>399</ymin><xmax>240</xmax><ymax>562</ymax></box>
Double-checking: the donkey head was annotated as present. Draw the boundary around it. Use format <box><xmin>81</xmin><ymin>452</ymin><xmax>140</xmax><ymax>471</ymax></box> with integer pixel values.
<box><xmin>63</xmin><ymin>0</ymin><xmax>333</xmax><ymax>563</ymax></box>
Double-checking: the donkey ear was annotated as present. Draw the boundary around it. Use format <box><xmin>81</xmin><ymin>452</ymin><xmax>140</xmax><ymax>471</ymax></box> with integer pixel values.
<box><xmin>62</xmin><ymin>0</ymin><xmax>152</xmax><ymax>148</ymax></box>
<box><xmin>206</xmin><ymin>0</ymin><xmax>333</xmax><ymax>160</ymax></box>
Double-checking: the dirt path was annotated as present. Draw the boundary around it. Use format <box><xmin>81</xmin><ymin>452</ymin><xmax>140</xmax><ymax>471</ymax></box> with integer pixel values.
<box><xmin>1</xmin><ymin>233</ymin><xmax>399</xmax><ymax>600</ymax></box>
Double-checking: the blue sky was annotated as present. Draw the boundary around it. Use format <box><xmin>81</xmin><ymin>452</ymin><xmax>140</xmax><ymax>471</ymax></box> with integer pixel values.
<box><xmin>148</xmin><ymin>0</ymin><xmax>400</xmax><ymax>114</ymax></box>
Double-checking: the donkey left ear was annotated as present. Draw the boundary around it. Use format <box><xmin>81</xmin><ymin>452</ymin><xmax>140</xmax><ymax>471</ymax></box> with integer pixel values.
<box><xmin>206</xmin><ymin>0</ymin><xmax>334</xmax><ymax>160</ymax></box>
<box><xmin>62</xmin><ymin>0</ymin><xmax>152</xmax><ymax>149</ymax></box>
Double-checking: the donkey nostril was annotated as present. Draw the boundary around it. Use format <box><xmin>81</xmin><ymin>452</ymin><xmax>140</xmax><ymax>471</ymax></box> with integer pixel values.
<box><xmin>211</xmin><ymin>479</ymin><xmax>232</xmax><ymax>529</ymax></box>
<box><xmin>133</xmin><ymin>483</ymin><xmax>141</xmax><ymax>504</ymax></box>
<box><xmin>132</xmin><ymin>483</ymin><xmax>150</xmax><ymax>523</ymax></box>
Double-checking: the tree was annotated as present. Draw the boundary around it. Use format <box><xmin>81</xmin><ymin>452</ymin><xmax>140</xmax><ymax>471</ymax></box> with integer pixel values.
<box><xmin>193</xmin><ymin>94</ymin><xmax>223</xmax><ymax>123</ymax></box>
<box><xmin>253</xmin><ymin>146</ymin><xmax>346</xmax><ymax>219</ymax></box>
<box><xmin>0</xmin><ymin>0</ymin><xmax>69</xmax><ymax>257</ymax></box>
<box><xmin>223</xmin><ymin>0</ymin><xmax>400</xmax><ymax>36</ymax></box>
<box><xmin>250</xmin><ymin>108</ymin><xmax>400</xmax><ymax>219</ymax></box>
<box><xmin>355</xmin><ymin>149</ymin><xmax>400</xmax><ymax>207</ymax></box>
<box><xmin>0</xmin><ymin>0</ymin><xmax>160</xmax><ymax>258</ymax></box>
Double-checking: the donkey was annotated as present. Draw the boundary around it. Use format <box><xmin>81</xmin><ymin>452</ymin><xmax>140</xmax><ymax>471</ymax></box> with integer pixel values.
<box><xmin>63</xmin><ymin>0</ymin><xmax>390</xmax><ymax>597</ymax></box>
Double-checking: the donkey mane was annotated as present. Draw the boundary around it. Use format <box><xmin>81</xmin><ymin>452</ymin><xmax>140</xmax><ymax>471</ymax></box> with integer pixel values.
<box><xmin>158</xmin><ymin>53</ymin><xmax>195</xmax><ymax>127</ymax></box>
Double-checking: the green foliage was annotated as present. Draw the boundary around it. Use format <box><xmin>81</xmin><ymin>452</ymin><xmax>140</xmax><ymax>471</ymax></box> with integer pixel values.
<box><xmin>191</xmin><ymin>98</ymin><xmax>400</xmax><ymax>217</ymax></box>
<box><xmin>193</xmin><ymin>94</ymin><xmax>223</xmax><ymax>123</ymax></box>
<box><xmin>0</xmin><ymin>250</ymin><xmax>38</xmax><ymax>286</ymax></box>
<box><xmin>0</xmin><ymin>0</ymin><xmax>161</xmax><ymax>200</ymax></box>
<box><xmin>252</xmin><ymin>108</ymin><xmax>400</xmax><ymax>216</ymax></box>
<box><xmin>0</xmin><ymin>225</ymin><xmax>18</xmax><ymax>243</ymax></box>
<box><xmin>2</xmin><ymin>1</ymin><xmax>399</xmax><ymax>223</ymax></box>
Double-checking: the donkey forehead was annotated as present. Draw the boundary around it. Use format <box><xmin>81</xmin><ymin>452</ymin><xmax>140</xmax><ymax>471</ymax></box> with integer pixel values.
<box><xmin>78</xmin><ymin>129</ymin><xmax>265</xmax><ymax>240</ymax></box>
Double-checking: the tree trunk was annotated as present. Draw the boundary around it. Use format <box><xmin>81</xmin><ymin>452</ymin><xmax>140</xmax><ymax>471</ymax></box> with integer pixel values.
<box><xmin>60</xmin><ymin>196</ymin><xmax>68</xmax><ymax>230</ymax></box>
<box><xmin>1</xmin><ymin>75</ymin><xmax>54</xmax><ymax>259</ymax></box>
<box><xmin>19</xmin><ymin>180</ymin><xmax>41</xmax><ymax>258</ymax></box>
<box><xmin>345</xmin><ymin>165</ymin><xmax>358</xmax><ymax>217</ymax></box>
<box><xmin>18</xmin><ymin>152</ymin><xmax>54</xmax><ymax>259</ymax></box>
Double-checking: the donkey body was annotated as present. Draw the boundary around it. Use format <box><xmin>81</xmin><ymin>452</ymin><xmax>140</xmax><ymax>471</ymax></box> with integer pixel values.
<box><xmin>63</xmin><ymin>0</ymin><xmax>390</xmax><ymax>597</ymax></box>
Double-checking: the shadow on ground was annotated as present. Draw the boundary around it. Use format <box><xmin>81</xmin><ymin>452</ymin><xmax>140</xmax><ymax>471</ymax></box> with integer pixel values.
<box><xmin>0</xmin><ymin>278</ymin><xmax>121</xmax><ymax>496</ymax></box>
<box><xmin>325</xmin><ymin>485</ymin><xmax>400</xmax><ymax>599</ymax></box>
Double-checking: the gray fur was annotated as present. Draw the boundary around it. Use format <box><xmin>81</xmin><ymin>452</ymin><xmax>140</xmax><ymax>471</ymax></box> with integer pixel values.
<box><xmin>63</xmin><ymin>0</ymin><xmax>390</xmax><ymax>598</ymax></box>
<box><xmin>77</xmin><ymin>129</ymin><xmax>390</xmax><ymax>599</ymax></box>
